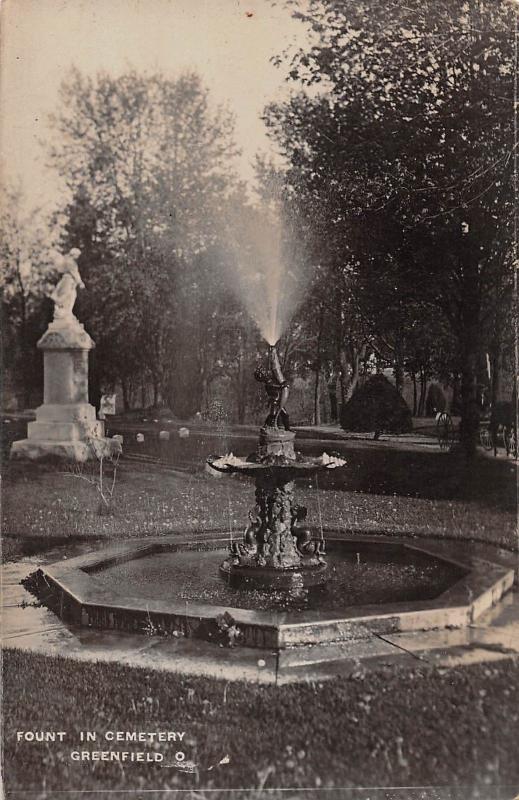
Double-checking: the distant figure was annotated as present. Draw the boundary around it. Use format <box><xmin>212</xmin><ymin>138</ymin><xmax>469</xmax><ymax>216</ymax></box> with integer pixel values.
<box><xmin>49</xmin><ymin>248</ymin><xmax>84</xmax><ymax>322</ymax></box>
<box><xmin>254</xmin><ymin>345</ymin><xmax>290</xmax><ymax>430</ymax></box>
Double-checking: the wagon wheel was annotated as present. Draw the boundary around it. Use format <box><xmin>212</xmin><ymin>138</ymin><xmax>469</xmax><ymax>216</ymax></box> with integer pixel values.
<box><xmin>479</xmin><ymin>425</ymin><xmax>493</xmax><ymax>451</ymax></box>
<box><xmin>503</xmin><ymin>426</ymin><xmax>518</xmax><ymax>458</ymax></box>
<box><xmin>436</xmin><ymin>412</ymin><xmax>454</xmax><ymax>451</ymax></box>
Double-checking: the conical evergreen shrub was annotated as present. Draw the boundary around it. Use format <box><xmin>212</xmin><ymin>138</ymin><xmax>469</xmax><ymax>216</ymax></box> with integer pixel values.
<box><xmin>340</xmin><ymin>374</ymin><xmax>412</xmax><ymax>438</ymax></box>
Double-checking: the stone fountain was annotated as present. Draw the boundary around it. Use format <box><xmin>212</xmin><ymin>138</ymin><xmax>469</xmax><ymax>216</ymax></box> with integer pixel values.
<box><xmin>207</xmin><ymin>344</ymin><xmax>344</xmax><ymax>588</ymax></box>
<box><xmin>22</xmin><ymin>339</ymin><xmax>513</xmax><ymax>652</ymax></box>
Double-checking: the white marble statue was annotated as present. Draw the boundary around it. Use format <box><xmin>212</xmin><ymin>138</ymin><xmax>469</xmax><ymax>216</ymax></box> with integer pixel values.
<box><xmin>49</xmin><ymin>248</ymin><xmax>85</xmax><ymax>322</ymax></box>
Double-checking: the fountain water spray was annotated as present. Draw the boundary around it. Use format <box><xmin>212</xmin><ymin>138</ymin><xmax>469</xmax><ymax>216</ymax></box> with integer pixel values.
<box><xmin>223</xmin><ymin>208</ymin><xmax>309</xmax><ymax>345</ymax></box>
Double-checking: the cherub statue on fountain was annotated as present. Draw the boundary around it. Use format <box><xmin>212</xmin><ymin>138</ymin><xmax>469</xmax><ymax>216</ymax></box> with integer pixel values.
<box><xmin>254</xmin><ymin>345</ymin><xmax>290</xmax><ymax>431</ymax></box>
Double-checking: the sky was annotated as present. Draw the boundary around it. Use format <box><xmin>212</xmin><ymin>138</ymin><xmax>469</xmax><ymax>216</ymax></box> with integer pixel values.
<box><xmin>0</xmin><ymin>0</ymin><xmax>310</xmax><ymax>212</ymax></box>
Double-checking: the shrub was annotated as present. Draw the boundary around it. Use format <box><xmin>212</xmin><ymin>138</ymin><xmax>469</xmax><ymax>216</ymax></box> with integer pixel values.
<box><xmin>426</xmin><ymin>383</ymin><xmax>447</xmax><ymax>416</ymax></box>
<box><xmin>65</xmin><ymin>436</ymin><xmax>122</xmax><ymax>514</ymax></box>
<box><xmin>340</xmin><ymin>374</ymin><xmax>412</xmax><ymax>437</ymax></box>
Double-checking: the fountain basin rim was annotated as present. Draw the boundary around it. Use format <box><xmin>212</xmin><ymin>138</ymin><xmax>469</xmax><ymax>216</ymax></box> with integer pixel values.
<box><xmin>28</xmin><ymin>532</ymin><xmax>515</xmax><ymax>649</ymax></box>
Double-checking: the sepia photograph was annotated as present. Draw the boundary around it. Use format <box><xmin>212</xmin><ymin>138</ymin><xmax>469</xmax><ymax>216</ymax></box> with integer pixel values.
<box><xmin>1</xmin><ymin>1</ymin><xmax>518</xmax><ymax>798</ymax></box>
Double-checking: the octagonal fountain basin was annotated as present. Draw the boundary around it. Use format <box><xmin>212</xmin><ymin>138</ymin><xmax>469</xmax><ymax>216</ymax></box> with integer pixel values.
<box><xmin>26</xmin><ymin>533</ymin><xmax>514</xmax><ymax>649</ymax></box>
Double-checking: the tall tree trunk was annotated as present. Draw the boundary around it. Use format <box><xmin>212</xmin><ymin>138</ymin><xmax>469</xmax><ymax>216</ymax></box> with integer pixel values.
<box><xmin>489</xmin><ymin>345</ymin><xmax>500</xmax><ymax>456</ymax></box>
<box><xmin>236</xmin><ymin>367</ymin><xmax>247</xmax><ymax>425</ymax></box>
<box><xmin>338</xmin><ymin>348</ymin><xmax>348</xmax><ymax>408</ymax></box>
<box><xmin>394</xmin><ymin>333</ymin><xmax>404</xmax><ymax>394</ymax></box>
<box><xmin>460</xmin><ymin>344</ymin><xmax>480</xmax><ymax>459</ymax></box>
<box><xmin>235</xmin><ymin>336</ymin><xmax>247</xmax><ymax>425</ymax></box>
<box><xmin>121</xmin><ymin>378</ymin><xmax>131</xmax><ymax>412</ymax></box>
<box><xmin>339</xmin><ymin>343</ymin><xmax>364</xmax><ymax>411</ymax></box>
<box><xmin>418</xmin><ymin>369</ymin><xmax>427</xmax><ymax>416</ymax></box>
<box><xmin>411</xmin><ymin>371</ymin><xmax>418</xmax><ymax>416</ymax></box>
<box><xmin>347</xmin><ymin>346</ymin><xmax>363</xmax><ymax>401</ymax></box>
<box><xmin>328</xmin><ymin>382</ymin><xmax>338</xmax><ymax>422</ymax></box>
<box><xmin>451</xmin><ymin>374</ymin><xmax>461</xmax><ymax>415</ymax></box>
<box><xmin>313</xmin><ymin>369</ymin><xmax>322</xmax><ymax>425</ymax></box>
<box><xmin>237</xmin><ymin>394</ymin><xmax>246</xmax><ymax>425</ymax></box>
<box><xmin>15</xmin><ymin>264</ymin><xmax>32</xmax><ymax>409</ymax></box>
<box><xmin>152</xmin><ymin>378</ymin><xmax>160</xmax><ymax>408</ymax></box>
<box><xmin>201</xmin><ymin>375</ymin><xmax>209</xmax><ymax>416</ymax></box>
<box><xmin>313</xmin><ymin>306</ymin><xmax>325</xmax><ymax>426</ymax></box>
<box><xmin>459</xmin><ymin>230</ymin><xmax>481</xmax><ymax>460</ymax></box>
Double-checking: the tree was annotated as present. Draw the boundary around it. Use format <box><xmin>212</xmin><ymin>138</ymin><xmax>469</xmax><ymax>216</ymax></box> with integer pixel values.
<box><xmin>265</xmin><ymin>0</ymin><xmax>515</xmax><ymax>456</ymax></box>
<box><xmin>1</xmin><ymin>185</ymin><xmax>61</xmax><ymax>407</ymax></box>
<box><xmin>49</xmin><ymin>69</ymin><xmax>243</xmax><ymax>415</ymax></box>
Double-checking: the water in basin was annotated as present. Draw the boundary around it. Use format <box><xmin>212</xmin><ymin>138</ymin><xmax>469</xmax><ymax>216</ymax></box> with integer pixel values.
<box><xmin>89</xmin><ymin>541</ymin><xmax>465</xmax><ymax>613</ymax></box>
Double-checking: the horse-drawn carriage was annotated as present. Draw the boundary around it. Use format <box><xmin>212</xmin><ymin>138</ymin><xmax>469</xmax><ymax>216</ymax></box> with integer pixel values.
<box><xmin>436</xmin><ymin>400</ymin><xmax>517</xmax><ymax>456</ymax></box>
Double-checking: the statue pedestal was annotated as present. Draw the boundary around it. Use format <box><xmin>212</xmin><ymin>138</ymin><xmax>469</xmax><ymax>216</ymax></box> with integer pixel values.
<box><xmin>10</xmin><ymin>318</ymin><xmax>105</xmax><ymax>462</ymax></box>
<box><xmin>258</xmin><ymin>426</ymin><xmax>296</xmax><ymax>460</ymax></box>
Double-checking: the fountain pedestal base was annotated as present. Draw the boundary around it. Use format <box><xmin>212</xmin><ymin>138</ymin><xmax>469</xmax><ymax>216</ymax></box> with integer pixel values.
<box><xmin>220</xmin><ymin>559</ymin><xmax>328</xmax><ymax>589</ymax></box>
<box><xmin>209</xmin><ymin>424</ymin><xmax>329</xmax><ymax>585</ymax></box>
<box><xmin>225</xmin><ymin>466</ymin><xmax>326</xmax><ymax>580</ymax></box>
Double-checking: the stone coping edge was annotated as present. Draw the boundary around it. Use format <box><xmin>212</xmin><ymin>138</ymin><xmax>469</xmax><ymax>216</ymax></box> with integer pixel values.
<box><xmin>27</xmin><ymin>532</ymin><xmax>515</xmax><ymax>650</ymax></box>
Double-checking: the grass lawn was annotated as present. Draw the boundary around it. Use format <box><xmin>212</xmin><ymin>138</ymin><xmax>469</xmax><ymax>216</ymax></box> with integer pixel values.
<box><xmin>3</xmin><ymin>450</ymin><xmax>518</xmax><ymax>798</ymax></box>
<box><xmin>2</xmin><ymin>449</ymin><xmax>517</xmax><ymax>563</ymax></box>
<box><xmin>3</xmin><ymin>649</ymin><xmax>519</xmax><ymax>795</ymax></box>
